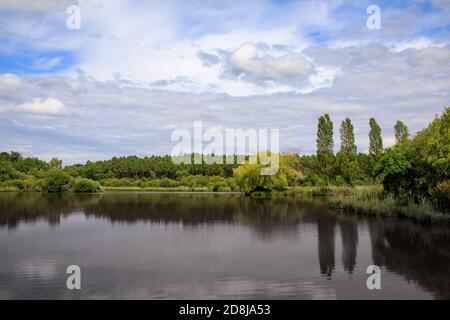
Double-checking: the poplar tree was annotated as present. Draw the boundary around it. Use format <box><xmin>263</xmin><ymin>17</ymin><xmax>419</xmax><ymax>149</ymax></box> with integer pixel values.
<box><xmin>369</xmin><ymin>118</ymin><xmax>383</xmax><ymax>156</ymax></box>
<box><xmin>340</xmin><ymin>118</ymin><xmax>357</xmax><ymax>157</ymax></box>
<box><xmin>316</xmin><ymin>114</ymin><xmax>334</xmax><ymax>174</ymax></box>
<box><xmin>394</xmin><ymin>120</ymin><xmax>409</xmax><ymax>145</ymax></box>
<box><xmin>336</xmin><ymin>118</ymin><xmax>358</xmax><ymax>184</ymax></box>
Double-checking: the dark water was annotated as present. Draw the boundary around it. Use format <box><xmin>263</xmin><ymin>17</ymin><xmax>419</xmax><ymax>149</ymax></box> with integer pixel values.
<box><xmin>0</xmin><ymin>192</ymin><xmax>449</xmax><ymax>300</ymax></box>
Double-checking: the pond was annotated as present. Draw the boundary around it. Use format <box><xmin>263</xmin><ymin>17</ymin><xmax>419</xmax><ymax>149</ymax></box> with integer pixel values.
<box><xmin>0</xmin><ymin>192</ymin><xmax>449</xmax><ymax>299</ymax></box>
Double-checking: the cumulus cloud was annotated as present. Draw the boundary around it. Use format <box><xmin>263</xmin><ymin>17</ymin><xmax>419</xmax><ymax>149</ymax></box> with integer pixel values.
<box><xmin>0</xmin><ymin>1</ymin><xmax>449</xmax><ymax>161</ymax></box>
<box><xmin>229</xmin><ymin>43</ymin><xmax>314</xmax><ymax>79</ymax></box>
<box><xmin>2</xmin><ymin>1</ymin><xmax>448</xmax><ymax>96</ymax></box>
<box><xmin>14</xmin><ymin>98</ymin><xmax>68</xmax><ymax>116</ymax></box>
<box><xmin>0</xmin><ymin>65</ymin><xmax>447</xmax><ymax>163</ymax></box>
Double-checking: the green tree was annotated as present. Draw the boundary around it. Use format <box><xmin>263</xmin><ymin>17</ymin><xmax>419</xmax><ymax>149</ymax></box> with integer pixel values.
<box><xmin>316</xmin><ymin>114</ymin><xmax>334</xmax><ymax>178</ymax></box>
<box><xmin>9</xmin><ymin>151</ymin><xmax>23</xmax><ymax>163</ymax></box>
<box><xmin>369</xmin><ymin>118</ymin><xmax>383</xmax><ymax>156</ymax></box>
<box><xmin>50</xmin><ymin>157</ymin><xmax>62</xmax><ymax>169</ymax></box>
<box><xmin>376</xmin><ymin>147</ymin><xmax>412</xmax><ymax>195</ymax></box>
<box><xmin>340</xmin><ymin>118</ymin><xmax>357</xmax><ymax>156</ymax></box>
<box><xmin>233</xmin><ymin>153</ymin><xmax>288</xmax><ymax>194</ymax></box>
<box><xmin>43</xmin><ymin>168</ymin><xmax>72</xmax><ymax>192</ymax></box>
<box><xmin>394</xmin><ymin>120</ymin><xmax>409</xmax><ymax>145</ymax></box>
<box><xmin>379</xmin><ymin>108</ymin><xmax>449</xmax><ymax>203</ymax></box>
<box><xmin>335</xmin><ymin>118</ymin><xmax>359</xmax><ymax>184</ymax></box>
<box><xmin>368</xmin><ymin>118</ymin><xmax>384</xmax><ymax>179</ymax></box>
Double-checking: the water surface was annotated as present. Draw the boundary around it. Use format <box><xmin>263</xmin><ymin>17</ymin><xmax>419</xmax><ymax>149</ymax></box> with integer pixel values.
<box><xmin>0</xmin><ymin>192</ymin><xmax>449</xmax><ymax>299</ymax></box>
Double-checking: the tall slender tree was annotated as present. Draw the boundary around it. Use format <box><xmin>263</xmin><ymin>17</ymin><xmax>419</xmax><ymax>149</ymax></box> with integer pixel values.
<box><xmin>335</xmin><ymin>118</ymin><xmax>358</xmax><ymax>184</ymax></box>
<box><xmin>316</xmin><ymin>114</ymin><xmax>334</xmax><ymax>175</ymax></box>
<box><xmin>369</xmin><ymin>118</ymin><xmax>383</xmax><ymax>156</ymax></box>
<box><xmin>394</xmin><ymin>120</ymin><xmax>409</xmax><ymax>145</ymax></box>
<box><xmin>340</xmin><ymin>118</ymin><xmax>357</xmax><ymax>156</ymax></box>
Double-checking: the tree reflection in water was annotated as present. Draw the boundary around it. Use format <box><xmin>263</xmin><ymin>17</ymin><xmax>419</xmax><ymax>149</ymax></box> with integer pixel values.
<box><xmin>0</xmin><ymin>192</ymin><xmax>448</xmax><ymax>299</ymax></box>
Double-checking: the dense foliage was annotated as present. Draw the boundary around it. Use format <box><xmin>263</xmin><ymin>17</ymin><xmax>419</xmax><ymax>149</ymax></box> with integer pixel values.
<box><xmin>316</xmin><ymin>114</ymin><xmax>334</xmax><ymax>177</ymax></box>
<box><xmin>233</xmin><ymin>153</ymin><xmax>289</xmax><ymax>194</ymax></box>
<box><xmin>377</xmin><ymin>108</ymin><xmax>449</xmax><ymax>210</ymax></box>
<box><xmin>0</xmin><ymin>152</ymin><xmax>101</xmax><ymax>193</ymax></box>
<box><xmin>0</xmin><ymin>107</ymin><xmax>448</xmax><ymax>212</ymax></box>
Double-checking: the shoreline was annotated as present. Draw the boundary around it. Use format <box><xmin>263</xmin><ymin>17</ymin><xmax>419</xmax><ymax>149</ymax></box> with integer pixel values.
<box><xmin>1</xmin><ymin>186</ymin><xmax>448</xmax><ymax>224</ymax></box>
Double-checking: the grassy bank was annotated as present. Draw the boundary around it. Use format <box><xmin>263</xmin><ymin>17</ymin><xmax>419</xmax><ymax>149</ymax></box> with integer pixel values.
<box><xmin>102</xmin><ymin>186</ymin><xmax>239</xmax><ymax>192</ymax></box>
<box><xmin>0</xmin><ymin>186</ymin><xmax>21</xmax><ymax>192</ymax></box>
<box><xmin>302</xmin><ymin>186</ymin><xmax>449</xmax><ymax>224</ymax></box>
<box><xmin>2</xmin><ymin>183</ymin><xmax>448</xmax><ymax>223</ymax></box>
<box><xmin>253</xmin><ymin>185</ymin><xmax>447</xmax><ymax>223</ymax></box>
<box><xmin>0</xmin><ymin>185</ymin><xmax>234</xmax><ymax>193</ymax></box>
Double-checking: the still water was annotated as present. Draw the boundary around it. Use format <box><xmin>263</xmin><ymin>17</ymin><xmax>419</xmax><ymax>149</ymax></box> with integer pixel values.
<box><xmin>0</xmin><ymin>192</ymin><xmax>449</xmax><ymax>299</ymax></box>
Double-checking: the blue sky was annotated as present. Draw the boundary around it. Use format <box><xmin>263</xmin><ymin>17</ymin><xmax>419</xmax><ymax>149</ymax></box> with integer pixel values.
<box><xmin>0</xmin><ymin>0</ymin><xmax>449</xmax><ymax>163</ymax></box>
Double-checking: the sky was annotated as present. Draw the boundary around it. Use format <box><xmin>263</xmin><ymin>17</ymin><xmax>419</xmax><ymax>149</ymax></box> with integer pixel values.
<box><xmin>0</xmin><ymin>0</ymin><xmax>449</xmax><ymax>163</ymax></box>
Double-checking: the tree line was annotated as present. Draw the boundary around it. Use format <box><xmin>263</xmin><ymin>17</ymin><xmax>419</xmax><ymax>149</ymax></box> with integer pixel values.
<box><xmin>0</xmin><ymin>107</ymin><xmax>448</xmax><ymax>209</ymax></box>
<box><xmin>312</xmin><ymin>114</ymin><xmax>409</xmax><ymax>185</ymax></box>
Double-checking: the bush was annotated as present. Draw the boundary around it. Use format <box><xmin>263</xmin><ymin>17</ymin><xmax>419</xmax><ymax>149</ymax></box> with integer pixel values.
<box><xmin>28</xmin><ymin>167</ymin><xmax>47</xmax><ymax>179</ymax></box>
<box><xmin>100</xmin><ymin>178</ymin><xmax>133</xmax><ymax>187</ymax></box>
<box><xmin>159</xmin><ymin>178</ymin><xmax>179</xmax><ymax>188</ymax></box>
<box><xmin>73</xmin><ymin>178</ymin><xmax>102</xmax><ymax>192</ymax></box>
<box><xmin>284</xmin><ymin>166</ymin><xmax>304</xmax><ymax>186</ymax></box>
<box><xmin>333</xmin><ymin>175</ymin><xmax>347</xmax><ymax>186</ymax></box>
<box><xmin>43</xmin><ymin>168</ymin><xmax>72</xmax><ymax>192</ymax></box>
<box><xmin>21</xmin><ymin>178</ymin><xmax>37</xmax><ymax>191</ymax></box>
<box><xmin>0</xmin><ymin>179</ymin><xmax>22</xmax><ymax>191</ymax></box>
<box><xmin>190</xmin><ymin>175</ymin><xmax>209</xmax><ymax>187</ymax></box>
<box><xmin>208</xmin><ymin>176</ymin><xmax>229</xmax><ymax>192</ymax></box>
<box><xmin>379</xmin><ymin>108</ymin><xmax>449</xmax><ymax>199</ymax></box>
<box><xmin>313</xmin><ymin>186</ymin><xmax>331</xmax><ymax>196</ymax></box>
<box><xmin>303</xmin><ymin>173</ymin><xmax>326</xmax><ymax>187</ymax></box>
<box><xmin>431</xmin><ymin>180</ymin><xmax>450</xmax><ymax>212</ymax></box>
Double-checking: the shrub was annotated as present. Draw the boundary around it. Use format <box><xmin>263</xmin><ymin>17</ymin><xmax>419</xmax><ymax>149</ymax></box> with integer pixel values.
<box><xmin>100</xmin><ymin>178</ymin><xmax>133</xmax><ymax>187</ymax></box>
<box><xmin>313</xmin><ymin>186</ymin><xmax>331</xmax><ymax>196</ymax></box>
<box><xmin>190</xmin><ymin>175</ymin><xmax>209</xmax><ymax>187</ymax></box>
<box><xmin>208</xmin><ymin>176</ymin><xmax>229</xmax><ymax>192</ymax></box>
<box><xmin>379</xmin><ymin>108</ymin><xmax>449</xmax><ymax>199</ymax></box>
<box><xmin>43</xmin><ymin>168</ymin><xmax>72</xmax><ymax>192</ymax></box>
<box><xmin>284</xmin><ymin>166</ymin><xmax>304</xmax><ymax>186</ymax></box>
<box><xmin>28</xmin><ymin>167</ymin><xmax>47</xmax><ymax>179</ymax></box>
<box><xmin>333</xmin><ymin>175</ymin><xmax>346</xmax><ymax>186</ymax></box>
<box><xmin>0</xmin><ymin>179</ymin><xmax>22</xmax><ymax>191</ymax></box>
<box><xmin>303</xmin><ymin>173</ymin><xmax>326</xmax><ymax>187</ymax></box>
<box><xmin>159</xmin><ymin>178</ymin><xmax>179</xmax><ymax>188</ymax></box>
<box><xmin>73</xmin><ymin>178</ymin><xmax>102</xmax><ymax>193</ymax></box>
<box><xmin>431</xmin><ymin>180</ymin><xmax>450</xmax><ymax>212</ymax></box>
<box><xmin>21</xmin><ymin>178</ymin><xmax>37</xmax><ymax>191</ymax></box>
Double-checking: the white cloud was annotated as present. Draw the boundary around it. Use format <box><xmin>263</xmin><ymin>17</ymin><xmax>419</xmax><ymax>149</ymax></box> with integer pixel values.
<box><xmin>229</xmin><ymin>43</ymin><xmax>314</xmax><ymax>79</ymax></box>
<box><xmin>0</xmin><ymin>74</ymin><xmax>21</xmax><ymax>88</ymax></box>
<box><xmin>1</xmin><ymin>65</ymin><xmax>447</xmax><ymax>163</ymax></box>
<box><xmin>14</xmin><ymin>98</ymin><xmax>68</xmax><ymax>116</ymax></box>
<box><xmin>1</xmin><ymin>1</ymin><xmax>450</xmax><ymax>161</ymax></box>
